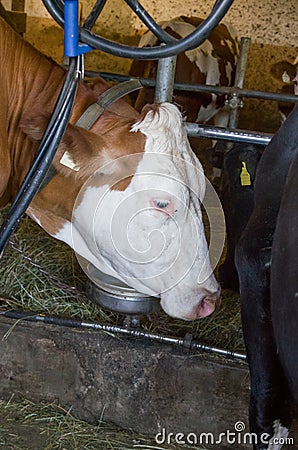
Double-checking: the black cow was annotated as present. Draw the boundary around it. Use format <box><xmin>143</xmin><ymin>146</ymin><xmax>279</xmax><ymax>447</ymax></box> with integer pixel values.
<box><xmin>235</xmin><ymin>103</ymin><xmax>298</xmax><ymax>449</ymax></box>
<box><xmin>271</xmin><ymin>150</ymin><xmax>298</xmax><ymax>403</ymax></box>
<box><xmin>219</xmin><ymin>143</ymin><xmax>263</xmax><ymax>291</ymax></box>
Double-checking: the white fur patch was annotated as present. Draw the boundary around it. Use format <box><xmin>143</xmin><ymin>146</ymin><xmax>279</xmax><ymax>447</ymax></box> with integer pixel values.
<box><xmin>282</xmin><ymin>71</ymin><xmax>291</xmax><ymax>83</ymax></box>
<box><xmin>130</xmin><ymin>102</ymin><xmax>186</xmax><ymax>155</ymax></box>
<box><xmin>138</xmin><ymin>18</ymin><xmax>196</xmax><ymax>47</ymax></box>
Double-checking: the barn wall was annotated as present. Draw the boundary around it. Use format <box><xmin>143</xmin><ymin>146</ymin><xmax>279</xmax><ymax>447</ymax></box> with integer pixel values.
<box><xmin>3</xmin><ymin>0</ymin><xmax>297</xmax><ymax>46</ymax></box>
<box><xmin>3</xmin><ymin>0</ymin><xmax>295</xmax><ymax>132</ymax></box>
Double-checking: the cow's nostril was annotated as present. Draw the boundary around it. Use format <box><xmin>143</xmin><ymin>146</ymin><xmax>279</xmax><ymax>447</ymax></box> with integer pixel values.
<box><xmin>198</xmin><ymin>296</ymin><xmax>217</xmax><ymax>318</ymax></box>
<box><xmin>153</xmin><ymin>199</ymin><xmax>170</xmax><ymax>209</ymax></box>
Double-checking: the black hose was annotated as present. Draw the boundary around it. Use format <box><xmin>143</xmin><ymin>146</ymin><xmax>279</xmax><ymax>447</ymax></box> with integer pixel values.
<box><xmin>42</xmin><ymin>0</ymin><xmax>235</xmax><ymax>59</ymax></box>
<box><xmin>11</xmin><ymin>58</ymin><xmax>77</xmax><ymax>208</ymax></box>
<box><xmin>1</xmin><ymin>309</ymin><xmax>247</xmax><ymax>361</ymax></box>
<box><xmin>83</xmin><ymin>0</ymin><xmax>108</xmax><ymax>30</ymax></box>
<box><xmin>0</xmin><ymin>58</ymin><xmax>79</xmax><ymax>256</ymax></box>
<box><xmin>123</xmin><ymin>0</ymin><xmax>176</xmax><ymax>44</ymax></box>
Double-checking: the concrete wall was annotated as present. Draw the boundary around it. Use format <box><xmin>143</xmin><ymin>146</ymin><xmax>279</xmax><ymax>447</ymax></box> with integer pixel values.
<box><xmin>0</xmin><ymin>316</ymin><xmax>252</xmax><ymax>449</ymax></box>
<box><xmin>2</xmin><ymin>316</ymin><xmax>298</xmax><ymax>448</ymax></box>
<box><xmin>3</xmin><ymin>0</ymin><xmax>297</xmax><ymax>46</ymax></box>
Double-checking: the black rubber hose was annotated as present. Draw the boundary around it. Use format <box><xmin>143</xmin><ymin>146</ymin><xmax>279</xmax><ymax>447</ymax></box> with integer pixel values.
<box><xmin>83</xmin><ymin>0</ymin><xmax>108</xmax><ymax>30</ymax></box>
<box><xmin>42</xmin><ymin>0</ymin><xmax>234</xmax><ymax>59</ymax></box>
<box><xmin>0</xmin><ymin>58</ymin><xmax>79</xmax><ymax>256</ymax></box>
<box><xmin>0</xmin><ymin>309</ymin><xmax>247</xmax><ymax>360</ymax></box>
<box><xmin>10</xmin><ymin>58</ymin><xmax>77</xmax><ymax>208</ymax></box>
<box><xmin>123</xmin><ymin>0</ymin><xmax>176</xmax><ymax>44</ymax></box>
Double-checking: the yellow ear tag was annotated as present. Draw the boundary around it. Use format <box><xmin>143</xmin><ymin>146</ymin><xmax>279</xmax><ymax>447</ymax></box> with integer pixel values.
<box><xmin>240</xmin><ymin>162</ymin><xmax>251</xmax><ymax>186</ymax></box>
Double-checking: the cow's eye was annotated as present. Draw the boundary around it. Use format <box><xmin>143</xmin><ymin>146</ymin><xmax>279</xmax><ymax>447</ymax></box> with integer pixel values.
<box><xmin>150</xmin><ymin>197</ymin><xmax>175</xmax><ymax>216</ymax></box>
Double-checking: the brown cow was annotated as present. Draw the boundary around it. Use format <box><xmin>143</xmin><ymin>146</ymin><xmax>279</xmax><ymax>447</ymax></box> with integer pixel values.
<box><xmin>270</xmin><ymin>57</ymin><xmax>298</xmax><ymax>121</ymax></box>
<box><xmin>0</xmin><ymin>18</ymin><xmax>221</xmax><ymax>320</ymax></box>
<box><xmin>130</xmin><ymin>16</ymin><xmax>239</xmax><ymax>127</ymax></box>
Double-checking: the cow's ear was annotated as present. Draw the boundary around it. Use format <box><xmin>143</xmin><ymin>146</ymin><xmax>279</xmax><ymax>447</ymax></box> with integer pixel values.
<box><xmin>53</xmin><ymin>123</ymin><xmax>108</xmax><ymax>179</ymax></box>
<box><xmin>270</xmin><ymin>61</ymin><xmax>296</xmax><ymax>82</ymax></box>
<box><xmin>20</xmin><ymin>114</ymin><xmax>108</xmax><ymax>179</ymax></box>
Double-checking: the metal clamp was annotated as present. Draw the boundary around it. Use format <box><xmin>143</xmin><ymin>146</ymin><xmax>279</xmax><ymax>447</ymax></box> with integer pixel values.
<box><xmin>182</xmin><ymin>333</ymin><xmax>193</xmax><ymax>353</ymax></box>
<box><xmin>225</xmin><ymin>92</ymin><xmax>244</xmax><ymax>110</ymax></box>
<box><xmin>75</xmin><ymin>53</ymin><xmax>85</xmax><ymax>80</ymax></box>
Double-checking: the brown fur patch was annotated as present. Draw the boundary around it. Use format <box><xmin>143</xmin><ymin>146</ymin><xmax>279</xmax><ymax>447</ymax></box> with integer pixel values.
<box><xmin>270</xmin><ymin>61</ymin><xmax>297</xmax><ymax>81</ymax></box>
<box><xmin>20</xmin><ymin>109</ymin><xmax>146</xmax><ymax>185</ymax></box>
<box><xmin>1</xmin><ymin>17</ymin><xmax>147</xmax><ymax>246</ymax></box>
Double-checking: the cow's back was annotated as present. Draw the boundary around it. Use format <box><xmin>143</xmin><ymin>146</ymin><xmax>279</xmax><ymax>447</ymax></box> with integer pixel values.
<box><xmin>129</xmin><ymin>16</ymin><xmax>239</xmax><ymax>123</ymax></box>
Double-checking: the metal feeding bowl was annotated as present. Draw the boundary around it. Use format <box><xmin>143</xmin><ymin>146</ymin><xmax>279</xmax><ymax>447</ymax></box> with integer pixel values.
<box><xmin>78</xmin><ymin>256</ymin><xmax>161</xmax><ymax>316</ymax></box>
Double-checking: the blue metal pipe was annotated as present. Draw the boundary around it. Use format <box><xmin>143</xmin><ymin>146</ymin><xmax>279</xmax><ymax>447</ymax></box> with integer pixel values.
<box><xmin>64</xmin><ymin>0</ymin><xmax>92</xmax><ymax>57</ymax></box>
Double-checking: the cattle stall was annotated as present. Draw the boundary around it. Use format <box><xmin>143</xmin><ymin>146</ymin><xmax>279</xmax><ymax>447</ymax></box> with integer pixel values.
<box><xmin>0</xmin><ymin>1</ymin><xmax>298</xmax><ymax>449</ymax></box>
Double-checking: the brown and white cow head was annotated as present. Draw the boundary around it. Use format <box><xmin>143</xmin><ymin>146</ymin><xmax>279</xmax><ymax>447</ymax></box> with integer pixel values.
<box><xmin>1</xmin><ymin>19</ymin><xmax>221</xmax><ymax>321</ymax></box>
<box><xmin>270</xmin><ymin>58</ymin><xmax>298</xmax><ymax>122</ymax></box>
<box><xmin>22</xmin><ymin>102</ymin><xmax>222</xmax><ymax>320</ymax></box>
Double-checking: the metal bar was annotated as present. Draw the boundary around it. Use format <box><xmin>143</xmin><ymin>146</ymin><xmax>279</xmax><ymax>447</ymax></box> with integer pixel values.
<box><xmin>64</xmin><ymin>0</ymin><xmax>92</xmax><ymax>56</ymax></box>
<box><xmin>85</xmin><ymin>71</ymin><xmax>298</xmax><ymax>105</ymax></box>
<box><xmin>87</xmin><ymin>69</ymin><xmax>274</xmax><ymax>144</ymax></box>
<box><xmin>228</xmin><ymin>37</ymin><xmax>251</xmax><ymax>129</ymax></box>
<box><xmin>0</xmin><ymin>310</ymin><xmax>247</xmax><ymax>362</ymax></box>
<box><xmin>185</xmin><ymin>122</ymin><xmax>272</xmax><ymax>146</ymax></box>
<box><xmin>154</xmin><ymin>55</ymin><xmax>177</xmax><ymax>103</ymax></box>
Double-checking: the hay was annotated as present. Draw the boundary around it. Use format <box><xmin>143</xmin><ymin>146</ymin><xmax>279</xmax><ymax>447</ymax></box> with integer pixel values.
<box><xmin>0</xmin><ymin>210</ymin><xmax>244</xmax><ymax>352</ymax></box>
<box><xmin>0</xmin><ymin>209</ymin><xmax>241</xmax><ymax>450</ymax></box>
<box><xmin>0</xmin><ymin>397</ymin><xmax>207</xmax><ymax>449</ymax></box>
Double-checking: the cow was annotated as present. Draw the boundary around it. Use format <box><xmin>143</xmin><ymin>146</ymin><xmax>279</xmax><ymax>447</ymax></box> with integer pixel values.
<box><xmin>129</xmin><ymin>16</ymin><xmax>239</xmax><ymax>128</ymax></box>
<box><xmin>218</xmin><ymin>142</ymin><xmax>264</xmax><ymax>291</ymax></box>
<box><xmin>270</xmin><ymin>57</ymin><xmax>298</xmax><ymax>122</ymax></box>
<box><xmin>271</xmin><ymin>148</ymin><xmax>298</xmax><ymax>405</ymax></box>
<box><xmin>0</xmin><ymin>17</ymin><xmax>221</xmax><ymax>321</ymax></box>
<box><xmin>235</xmin><ymin>102</ymin><xmax>298</xmax><ymax>449</ymax></box>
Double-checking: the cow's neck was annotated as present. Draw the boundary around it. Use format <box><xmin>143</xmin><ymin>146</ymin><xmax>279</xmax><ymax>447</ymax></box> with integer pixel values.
<box><xmin>3</xmin><ymin>26</ymin><xmax>63</xmax><ymax>198</ymax></box>
<box><xmin>1</xmin><ymin>18</ymin><xmax>143</xmax><ymax>238</ymax></box>
<box><xmin>28</xmin><ymin>172</ymin><xmax>83</xmax><ymax>237</ymax></box>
